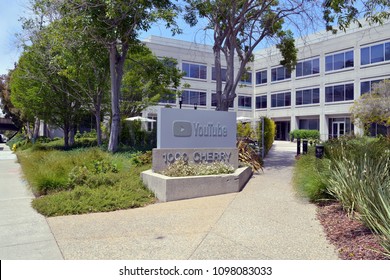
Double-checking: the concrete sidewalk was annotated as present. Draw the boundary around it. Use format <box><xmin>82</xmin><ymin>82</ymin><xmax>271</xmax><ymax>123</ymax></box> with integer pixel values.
<box><xmin>46</xmin><ymin>141</ymin><xmax>338</xmax><ymax>260</ymax></box>
<box><xmin>0</xmin><ymin>143</ymin><xmax>63</xmax><ymax>260</ymax></box>
<box><xmin>0</xmin><ymin>141</ymin><xmax>338</xmax><ymax>260</ymax></box>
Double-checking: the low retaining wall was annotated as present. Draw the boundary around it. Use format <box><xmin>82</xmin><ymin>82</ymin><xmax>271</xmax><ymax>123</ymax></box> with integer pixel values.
<box><xmin>141</xmin><ymin>167</ymin><xmax>252</xmax><ymax>202</ymax></box>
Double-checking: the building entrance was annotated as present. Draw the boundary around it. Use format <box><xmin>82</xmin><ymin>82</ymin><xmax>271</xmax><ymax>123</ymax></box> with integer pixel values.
<box><xmin>275</xmin><ymin>121</ymin><xmax>290</xmax><ymax>141</ymax></box>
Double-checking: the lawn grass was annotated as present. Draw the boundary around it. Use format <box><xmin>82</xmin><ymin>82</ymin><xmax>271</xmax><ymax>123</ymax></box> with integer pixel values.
<box><xmin>16</xmin><ymin>144</ymin><xmax>155</xmax><ymax>217</ymax></box>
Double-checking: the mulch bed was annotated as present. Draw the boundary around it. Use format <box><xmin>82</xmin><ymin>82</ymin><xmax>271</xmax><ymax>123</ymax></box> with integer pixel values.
<box><xmin>317</xmin><ymin>201</ymin><xmax>389</xmax><ymax>260</ymax></box>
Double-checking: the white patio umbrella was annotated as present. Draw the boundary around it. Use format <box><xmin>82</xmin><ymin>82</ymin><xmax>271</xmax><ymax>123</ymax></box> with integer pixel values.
<box><xmin>236</xmin><ymin>116</ymin><xmax>252</xmax><ymax>123</ymax></box>
<box><xmin>125</xmin><ymin>116</ymin><xmax>156</xmax><ymax>122</ymax></box>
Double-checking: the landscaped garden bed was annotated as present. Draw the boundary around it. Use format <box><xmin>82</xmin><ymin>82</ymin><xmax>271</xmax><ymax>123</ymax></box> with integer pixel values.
<box><xmin>293</xmin><ymin>136</ymin><xmax>390</xmax><ymax>259</ymax></box>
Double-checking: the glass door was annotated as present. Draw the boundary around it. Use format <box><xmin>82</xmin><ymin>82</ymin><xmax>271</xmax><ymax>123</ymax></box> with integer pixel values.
<box><xmin>332</xmin><ymin>121</ymin><xmax>345</xmax><ymax>138</ymax></box>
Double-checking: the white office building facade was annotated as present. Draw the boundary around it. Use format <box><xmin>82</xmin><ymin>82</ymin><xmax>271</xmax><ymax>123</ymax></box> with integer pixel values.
<box><xmin>142</xmin><ymin>22</ymin><xmax>390</xmax><ymax>141</ymax></box>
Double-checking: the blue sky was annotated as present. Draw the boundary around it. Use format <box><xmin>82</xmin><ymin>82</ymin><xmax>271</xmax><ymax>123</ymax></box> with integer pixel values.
<box><xmin>0</xmin><ymin>0</ymin><xmax>30</xmax><ymax>75</ymax></box>
<box><xmin>0</xmin><ymin>0</ymin><xmax>209</xmax><ymax>76</ymax></box>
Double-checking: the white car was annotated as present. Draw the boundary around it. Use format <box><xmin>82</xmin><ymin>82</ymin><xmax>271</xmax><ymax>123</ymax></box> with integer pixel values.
<box><xmin>0</xmin><ymin>134</ymin><xmax>7</xmax><ymax>143</ymax></box>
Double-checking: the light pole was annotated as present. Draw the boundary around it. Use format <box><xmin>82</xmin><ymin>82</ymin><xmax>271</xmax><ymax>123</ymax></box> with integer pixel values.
<box><xmin>194</xmin><ymin>103</ymin><xmax>197</xmax><ymax>110</ymax></box>
<box><xmin>179</xmin><ymin>95</ymin><xmax>182</xmax><ymax>109</ymax></box>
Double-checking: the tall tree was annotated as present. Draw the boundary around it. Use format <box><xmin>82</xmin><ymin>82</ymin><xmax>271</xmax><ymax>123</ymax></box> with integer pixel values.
<box><xmin>351</xmin><ymin>80</ymin><xmax>390</xmax><ymax>136</ymax></box>
<box><xmin>184</xmin><ymin>0</ymin><xmax>315</xmax><ymax>111</ymax></box>
<box><xmin>59</xmin><ymin>0</ymin><xmax>180</xmax><ymax>152</ymax></box>
<box><xmin>0</xmin><ymin>73</ymin><xmax>24</xmax><ymax>131</ymax></box>
<box><xmin>121</xmin><ymin>45</ymin><xmax>183</xmax><ymax>117</ymax></box>
<box><xmin>323</xmin><ymin>0</ymin><xmax>390</xmax><ymax>32</ymax></box>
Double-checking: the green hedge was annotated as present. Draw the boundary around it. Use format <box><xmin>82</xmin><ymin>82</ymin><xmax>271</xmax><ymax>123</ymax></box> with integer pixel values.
<box><xmin>290</xmin><ymin>129</ymin><xmax>320</xmax><ymax>140</ymax></box>
<box><xmin>259</xmin><ymin>117</ymin><xmax>276</xmax><ymax>155</ymax></box>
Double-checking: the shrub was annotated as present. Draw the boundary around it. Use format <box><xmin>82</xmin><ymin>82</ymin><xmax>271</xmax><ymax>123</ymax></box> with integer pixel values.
<box><xmin>324</xmin><ymin>137</ymin><xmax>390</xmax><ymax>256</ymax></box>
<box><xmin>258</xmin><ymin>117</ymin><xmax>275</xmax><ymax>156</ymax></box>
<box><xmin>293</xmin><ymin>153</ymin><xmax>331</xmax><ymax>202</ymax></box>
<box><xmin>130</xmin><ymin>151</ymin><xmax>152</xmax><ymax>166</ymax></box>
<box><xmin>237</xmin><ymin>139</ymin><xmax>262</xmax><ymax>172</ymax></box>
<box><xmin>290</xmin><ymin>129</ymin><xmax>320</xmax><ymax>141</ymax></box>
<box><xmin>160</xmin><ymin>159</ymin><xmax>235</xmax><ymax>177</ymax></box>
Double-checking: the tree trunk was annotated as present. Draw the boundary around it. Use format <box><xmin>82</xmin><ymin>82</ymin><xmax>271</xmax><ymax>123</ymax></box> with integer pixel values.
<box><xmin>69</xmin><ymin>125</ymin><xmax>75</xmax><ymax>146</ymax></box>
<box><xmin>95</xmin><ymin>102</ymin><xmax>102</xmax><ymax>146</ymax></box>
<box><xmin>33</xmin><ymin>117</ymin><xmax>40</xmax><ymax>141</ymax></box>
<box><xmin>63</xmin><ymin>122</ymin><xmax>69</xmax><ymax>149</ymax></box>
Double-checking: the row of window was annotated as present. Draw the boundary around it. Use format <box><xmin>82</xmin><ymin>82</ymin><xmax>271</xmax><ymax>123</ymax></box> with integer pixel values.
<box><xmin>162</xmin><ymin>79</ymin><xmax>386</xmax><ymax>109</ymax></box>
<box><xmin>182</xmin><ymin>40</ymin><xmax>390</xmax><ymax>84</ymax></box>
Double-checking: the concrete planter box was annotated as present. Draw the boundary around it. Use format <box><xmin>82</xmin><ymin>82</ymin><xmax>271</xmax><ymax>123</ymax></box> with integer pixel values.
<box><xmin>141</xmin><ymin>167</ymin><xmax>252</xmax><ymax>202</ymax></box>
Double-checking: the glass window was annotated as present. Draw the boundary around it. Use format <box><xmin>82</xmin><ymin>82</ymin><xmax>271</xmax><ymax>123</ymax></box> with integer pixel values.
<box><xmin>313</xmin><ymin>58</ymin><xmax>320</xmax><ymax>74</ymax></box>
<box><xmin>296</xmin><ymin>88</ymin><xmax>320</xmax><ymax>106</ymax></box>
<box><xmin>361</xmin><ymin>41</ymin><xmax>390</xmax><ymax>66</ymax></box>
<box><xmin>240</xmin><ymin>71</ymin><xmax>252</xmax><ymax>84</ymax></box>
<box><xmin>334</xmin><ymin>85</ymin><xmax>344</xmax><ymax>102</ymax></box>
<box><xmin>345</xmin><ymin>84</ymin><xmax>354</xmax><ymax>100</ymax></box>
<box><xmin>361</xmin><ymin>47</ymin><xmax>370</xmax><ymax>65</ymax></box>
<box><xmin>334</xmin><ymin>53</ymin><xmax>344</xmax><ymax>70</ymax></box>
<box><xmin>371</xmin><ymin>44</ymin><xmax>384</xmax><ymax>63</ymax></box>
<box><xmin>255</xmin><ymin>95</ymin><xmax>267</xmax><ymax>109</ymax></box>
<box><xmin>182</xmin><ymin>90</ymin><xmax>207</xmax><ymax>106</ymax></box>
<box><xmin>182</xmin><ymin>63</ymin><xmax>207</xmax><ymax>79</ymax></box>
<box><xmin>238</xmin><ymin>96</ymin><xmax>252</xmax><ymax>109</ymax></box>
<box><xmin>325</xmin><ymin>83</ymin><xmax>354</xmax><ymax>103</ymax></box>
<box><xmin>299</xmin><ymin>119</ymin><xmax>319</xmax><ymax>130</ymax></box>
<box><xmin>325</xmin><ymin>56</ymin><xmax>333</xmax><ymax>72</ymax></box>
<box><xmin>325</xmin><ymin>87</ymin><xmax>333</xmax><ymax>102</ymax></box>
<box><xmin>271</xmin><ymin>66</ymin><xmax>291</xmax><ymax>81</ymax></box>
<box><xmin>256</xmin><ymin>70</ymin><xmax>267</xmax><ymax>84</ymax></box>
<box><xmin>296</xmin><ymin>58</ymin><xmax>320</xmax><ymax>77</ymax></box>
<box><xmin>271</xmin><ymin>92</ymin><xmax>291</xmax><ymax>108</ymax></box>
<box><xmin>313</xmin><ymin>88</ymin><xmax>320</xmax><ymax>103</ymax></box>
<box><xmin>326</xmin><ymin>50</ymin><xmax>354</xmax><ymax>71</ymax></box>
<box><xmin>345</xmin><ymin>51</ymin><xmax>354</xmax><ymax>67</ymax></box>
<box><xmin>361</xmin><ymin>81</ymin><xmax>371</xmax><ymax>95</ymax></box>
<box><xmin>386</xmin><ymin>43</ymin><xmax>390</xmax><ymax>61</ymax></box>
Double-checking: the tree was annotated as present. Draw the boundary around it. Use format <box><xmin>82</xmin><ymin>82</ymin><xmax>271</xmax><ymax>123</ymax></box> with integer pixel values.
<box><xmin>58</xmin><ymin>0</ymin><xmax>180</xmax><ymax>152</ymax></box>
<box><xmin>350</xmin><ymin>80</ymin><xmax>390</xmax><ymax>136</ymax></box>
<box><xmin>121</xmin><ymin>45</ymin><xmax>183</xmax><ymax>117</ymax></box>
<box><xmin>0</xmin><ymin>73</ymin><xmax>24</xmax><ymax>130</ymax></box>
<box><xmin>323</xmin><ymin>0</ymin><xmax>390</xmax><ymax>32</ymax></box>
<box><xmin>10</xmin><ymin>30</ymin><xmax>87</xmax><ymax>148</ymax></box>
<box><xmin>184</xmin><ymin>0</ymin><xmax>315</xmax><ymax>111</ymax></box>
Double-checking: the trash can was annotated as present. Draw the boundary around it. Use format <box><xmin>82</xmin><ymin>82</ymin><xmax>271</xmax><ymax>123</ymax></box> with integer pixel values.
<box><xmin>315</xmin><ymin>144</ymin><xmax>324</xmax><ymax>159</ymax></box>
<box><xmin>302</xmin><ymin>139</ymin><xmax>308</xmax><ymax>154</ymax></box>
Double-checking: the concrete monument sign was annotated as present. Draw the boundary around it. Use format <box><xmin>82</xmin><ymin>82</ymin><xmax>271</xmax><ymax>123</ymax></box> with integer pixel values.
<box><xmin>157</xmin><ymin>107</ymin><xmax>236</xmax><ymax>149</ymax></box>
<box><xmin>142</xmin><ymin>108</ymin><xmax>252</xmax><ymax>202</ymax></box>
<box><xmin>153</xmin><ymin>108</ymin><xmax>238</xmax><ymax>172</ymax></box>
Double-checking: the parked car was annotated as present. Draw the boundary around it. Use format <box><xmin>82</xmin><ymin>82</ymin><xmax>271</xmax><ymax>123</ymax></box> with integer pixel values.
<box><xmin>0</xmin><ymin>134</ymin><xmax>8</xmax><ymax>143</ymax></box>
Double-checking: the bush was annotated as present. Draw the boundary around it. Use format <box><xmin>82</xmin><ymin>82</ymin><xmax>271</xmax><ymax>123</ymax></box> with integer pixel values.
<box><xmin>259</xmin><ymin>117</ymin><xmax>276</xmax><ymax>155</ymax></box>
<box><xmin>130</xmin><ymin>151</ymin><xmax>152</xmax><ymax>166</ymax></box>
<box><xmin>237</xmin><ymin>139</ymin><xmax>262</xmax><ymax>172</ymax></box>
<box><xmin>293</xmin><ymin>153</ymin><xmax>331</xmax><ymax>202</ymax></box>
<box><xmin>324</xmin><ymin>137</ymin><xmax>390</xmax><ymax>256</ymax></box>
<box><xmin>160</xmin><ymin>159</ymin><xmax>235</xmax><ymax>177</ymax></box>
<box><xmin>290</xmin><ymin>129</ymin><xmax>320</xmax><ymax>141</ymax></box>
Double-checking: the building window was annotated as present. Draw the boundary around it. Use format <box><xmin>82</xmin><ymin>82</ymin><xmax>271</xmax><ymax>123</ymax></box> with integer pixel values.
<box><xmin>271</xmin><ymin>66</ymin><xmax>291</xmax><ymax>82</ymax></box>
<box><xmin>211</xmin><ymin>93</ymin><xmax>234</xmax><ymax>108</ymax></box>
<box><xmin>296</xmin><ymin>88</ymin><xmax>320</xmax><ymax>105</ymax></box>
<box><xmin>256</xmin><ymin>70</ymin><xmax>267</xmax><ymax>85</ymax></box>
<box><xmin>271</xmin><ymin>92</ymin><xmax>291</xmax><ymax>108</ymax></box>
<box><xmin>255</xmin><ymin>95</ymin><xmax>267</xmax><ymax>109</ymax></box>
<box><xmin>299</xmin><ymin>119</ymin><xmax>319</xmax><ymax>130</ymax></box>
<box><xmin>296</xmin><ymin>58</ymin><xmax>320</xmax><ymax>77</ymax></box>
<box><xmin>325</xmin><ymin>83</ymin><xmax>354</xmax><ymax>103</ymax></box>
<box><xmin>182</xmin><ymin>62</ymin><xmax>207</xmax><ymax>79</ymax></box>
<box><xmin>212</xmin><ymin>67</ymin><xmax>227</xmax><ymax>82</ymax></box>
<box><xmin>361</xmin><ymin>41</ymin><xmax>390</xmax><ymax>65</ymax></box>
<box><xmin>240</xmin><ymin>71</ymin><xmax>252</xmax><ymax>84</ymax></box>
<box><xmin>182</xmin><ymin>90</ymin><xmax>207</xmax><ymax>106</ymax></box>
<box><xmin>361</xmin><ymin>79</ymin><xmax>385</xmax><ymax>95</ymax></box>
<box><xmin>325</xmin><ymin>50</ymin><xmax>354</xmax><ymax>71</ymax></box>
<box><xmin>238</xmin><ymin>96</ymin><xmax>252</xmax><ymax>109</ymax></box>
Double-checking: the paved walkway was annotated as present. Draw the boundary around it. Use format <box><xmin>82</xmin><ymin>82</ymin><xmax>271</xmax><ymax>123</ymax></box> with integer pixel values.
<box><xmin>0</xmin><ymin>141</ymin><xmax>338</xmax><ymax>260</ymax></box>
<box><xmin>0</xmin><ymin>143</ymin><xmax>63</xmax><ymax>259</ymax></box>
